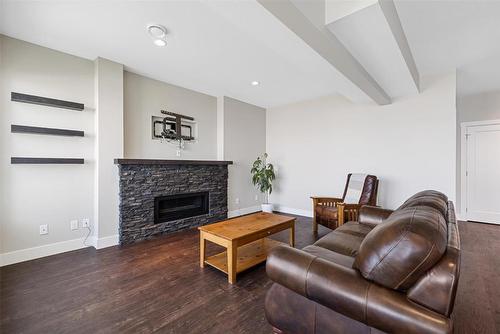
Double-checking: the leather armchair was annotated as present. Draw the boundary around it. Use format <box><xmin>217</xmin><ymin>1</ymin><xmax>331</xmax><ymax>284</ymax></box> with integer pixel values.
<box><xmin>311</xmin><ymin>174</ymin><xmax>378</xmax><ymax>231</ymax></box>
<box><xmin>265</xmin><ymin>190</ymin><xmax>460</xmax><ymax>334</ymax></box>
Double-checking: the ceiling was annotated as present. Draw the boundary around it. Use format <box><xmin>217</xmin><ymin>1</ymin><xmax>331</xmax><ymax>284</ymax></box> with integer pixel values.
<box><xmin>394</xmin><ymin>0</ymin><xmax>500</xmax><ymax>97</ymax></box>
<box><xmin>0</xmin><ymin>0</ymin><xmax>368</xmax><ymax>108</ymax></box>
<box><xmin>2</xmin><ymin>0</ymin><xmax>500</xmax><ymax>107</ymax></box>
<box><xmin>328</xmin><ymin>3</ymin><xmax>417</xmax><ymax>99</ymax></box>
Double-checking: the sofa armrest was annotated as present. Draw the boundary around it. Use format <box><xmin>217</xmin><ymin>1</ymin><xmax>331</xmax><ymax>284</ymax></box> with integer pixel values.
<box><xmin>266</xmin><ymin>245</ymin><xmax>317</xmax><ymax>296</ymax></box>
<box><xmin>358</xmin><ymin>205</ymin><xmax>393</xmax><ymax>227</ymax></box>
<box><xmin>266</xmin><ymin>245</ymin><xmax>371</xmax><ymax>322</ymax></box>
<box><xmin>266</xmin><ymin>245</ymin><xmax>452</xmax><ymax>334</ymax></box>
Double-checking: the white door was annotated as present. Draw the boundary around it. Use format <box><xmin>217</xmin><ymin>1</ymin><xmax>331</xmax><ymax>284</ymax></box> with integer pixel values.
<box><xmin>466</xmin><ymin>123</ymin><xmax>500</xmax><ymax>224</ymax></box>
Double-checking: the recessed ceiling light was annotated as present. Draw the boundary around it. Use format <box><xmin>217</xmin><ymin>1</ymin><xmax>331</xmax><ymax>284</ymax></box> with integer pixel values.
<box><xmin>153</xmin><ymin>39</ymin><xmax>167</xmax><ymax>47</ymax></box>
<box><xmin>148</xmin><ymin>24</ymin><xmax>166</xmax><ymax>38</ymax></box>
<box><xmin>251</xmin><ymin>81</ymin><xmax>260</xmax><ymax>86</ymax></box>
<box><xmin>147</xmin><ymin>24</ymin><xmax>167</xmax><ymax>47</ymax></box>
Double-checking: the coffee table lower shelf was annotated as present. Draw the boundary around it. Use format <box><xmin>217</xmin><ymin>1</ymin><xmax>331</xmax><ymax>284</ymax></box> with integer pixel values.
<box><xmin>204</xmin><ymin>238</ymin><xmax>284</xmax><ymax>274</ymax></box>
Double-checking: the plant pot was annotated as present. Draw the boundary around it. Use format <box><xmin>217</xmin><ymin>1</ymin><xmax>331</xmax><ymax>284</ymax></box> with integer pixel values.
<box><xmin>261</xmin><ymin>203</ymin><xmax>274</xmax><ymax>213</ymax></box>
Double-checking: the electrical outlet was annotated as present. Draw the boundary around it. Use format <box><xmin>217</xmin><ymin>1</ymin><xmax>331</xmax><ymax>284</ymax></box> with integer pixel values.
<box><xmin>81</xmin><ymin>218</ymin><xmax>90</xmax><ymax>228</ymax></box>
<box><xmin>255</xmin><ymin>195</ymin><xmax>259</xmax><ymax>201</ymax></box>
<box><xmin>235</xmin><ymin>198</ymin><xmax>240</xmax><ymax>205</ymax></box>
<box><xmin>39</xmin><ymin>224</ymin><xmax>48</xmax><ymax>235</ymax></box>
<box><xmin>70</xmin><ymin>220</ymin><xmax>79</xmax><ymax>231</ymax></box>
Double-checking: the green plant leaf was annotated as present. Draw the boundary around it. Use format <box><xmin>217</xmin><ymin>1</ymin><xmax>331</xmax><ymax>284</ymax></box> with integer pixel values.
<box><xmin>250</xmin><ymin>153</ymin><xmax>276</xmax><ymax>196</ymax></box>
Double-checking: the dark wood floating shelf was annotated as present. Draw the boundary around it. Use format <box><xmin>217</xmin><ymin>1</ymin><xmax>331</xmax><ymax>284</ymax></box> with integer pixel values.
<box><xmin>11</xmin><ymin>125</ymin><xmax>84</xmax><ymax>137</ymax></box>
<box><xmin>114</xmin><ymin>159</ymin><xmax>233</xmax><ymax>166</ymax></box>
<box><xmin>11</xmin><ymin>92</ymin><xmax>84</xmax><ymax>111</ymax></box>
<box><xmin>11</xmin><ymin>157</ymin><xmax>85</xmax><ymax>165</ymax></box>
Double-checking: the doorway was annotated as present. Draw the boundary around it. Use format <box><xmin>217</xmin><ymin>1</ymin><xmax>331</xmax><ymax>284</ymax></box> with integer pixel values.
<box><xmin>461</xmin><ymin>120</ymin><xmax>500</xmax><ymax>224</ymax></box>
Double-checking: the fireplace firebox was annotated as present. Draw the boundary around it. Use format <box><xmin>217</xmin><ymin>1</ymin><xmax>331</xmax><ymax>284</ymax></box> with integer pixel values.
<box><xmin>154</xmin><ymin>192</ymin><xmax>209</xmax><ymax>224</ymax></box>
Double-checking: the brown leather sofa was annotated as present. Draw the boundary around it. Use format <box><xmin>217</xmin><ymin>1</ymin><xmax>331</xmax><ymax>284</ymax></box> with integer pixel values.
<box><xmin>265</xmin><ymin>190</ymin><xmax>460</xmax><ymax>334</ymax></box>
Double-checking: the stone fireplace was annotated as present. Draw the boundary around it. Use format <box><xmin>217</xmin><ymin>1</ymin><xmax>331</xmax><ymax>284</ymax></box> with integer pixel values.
<box><xmin>115</xmin><ymin>159</ymin><xmax>233</xmax><ymax>244</ymax></box>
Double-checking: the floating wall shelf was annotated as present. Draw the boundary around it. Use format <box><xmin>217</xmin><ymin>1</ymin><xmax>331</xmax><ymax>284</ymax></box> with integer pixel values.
<box><xmin>11</xmin><ymin>157</ymin><xmax>85</xmax><ymax>165</ymax></box>
<box><xmin>11</xmin><ymin>125</ymin><xmax>84</xmax><ymax>137</ymax></box>
<box><xmin>11</xmin><ymin>92</ymin><xmax>84</xmax><ymax>111</ymax></box>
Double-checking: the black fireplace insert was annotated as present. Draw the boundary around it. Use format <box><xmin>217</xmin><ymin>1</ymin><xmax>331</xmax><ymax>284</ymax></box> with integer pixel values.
<box><xmin>154</xmin><ymin>192</ymin><xmax>209</xmax><ymax>224</ymax></box>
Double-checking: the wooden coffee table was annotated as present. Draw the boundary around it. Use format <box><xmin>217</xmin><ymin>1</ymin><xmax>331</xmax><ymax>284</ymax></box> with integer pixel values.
<box><xmin>198</xmin><ymin>212</ymin><xmax>295</xmax><ymax>284</ymax></box>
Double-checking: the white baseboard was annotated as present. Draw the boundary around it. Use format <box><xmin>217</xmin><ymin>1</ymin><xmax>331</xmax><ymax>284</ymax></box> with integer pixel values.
<box><xmin>96</xmin><ymin>234</ymin><xmax>119</xmax><ymax>249</ymax></box>
<box><xmin>228</xmin><ymin>205</ymin><xmax>261</xmax><ymax>218</ymax></box>
<box><xmin>0</xmin><ymin>234</ymin><xmax>120</xmax><ymax>267</ymax></box>
<box><xmin>455</xmin><ymin>210</ymin><xmax>467</xmax><ymax>222</ymax></box>
<box><xmin>0</xmin><ymin>237</ymin><xmax>90</xmax><ymax>267</ymax></box>
<box><xmin>274</xmin><ymin>205</ymin><xmax>313</xmax><ymax>218</ymax></box>
<box><xmin>228</xmin><ymin>205</ymin><xmax>313</xmax><ymax>219</ymax></box>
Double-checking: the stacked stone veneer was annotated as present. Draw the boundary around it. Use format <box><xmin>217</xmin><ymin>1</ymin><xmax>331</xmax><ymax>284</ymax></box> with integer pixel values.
<box><xmin>118</xmin><ymin>164</ymin><xmax>228</xmax><ymax>244</ymax></box>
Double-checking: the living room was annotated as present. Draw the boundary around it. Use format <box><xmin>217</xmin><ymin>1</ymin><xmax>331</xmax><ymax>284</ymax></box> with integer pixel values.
<box><xmin>1</xmin><ymin>1</ymin><xmax>499</xmax><ymax>333</ymax></box>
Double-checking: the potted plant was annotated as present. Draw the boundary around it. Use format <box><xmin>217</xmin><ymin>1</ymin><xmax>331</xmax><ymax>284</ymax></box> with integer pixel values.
<box><xmin>251</xmin><ymin>153</ymin><xmax>276</xmax><ymax>213</ymax></box>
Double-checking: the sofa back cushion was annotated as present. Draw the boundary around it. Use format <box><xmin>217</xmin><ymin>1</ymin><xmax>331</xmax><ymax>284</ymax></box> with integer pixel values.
<box><xmin>397</xmin><ymin>190</ymin><xmax>448</xmax><ymax>217</ymax></box>
<box><xmin>353</xmin><ymin>206</ymin><xmax>447</xmax><ymax>291</ymax></box>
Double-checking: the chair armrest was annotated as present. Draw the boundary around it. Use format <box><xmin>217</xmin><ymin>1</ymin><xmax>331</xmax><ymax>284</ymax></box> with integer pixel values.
<box><xmin>337</xmin><ymin>203</ymin><xmax>362</xmax><ymax>225</ymax></box>
<box><xmin>337</xmin><ymin>203</ymin><xmax>362</xmax><ymax>210</ymax></box>
<box><xmin>358</xmin><ymin>205</ymin><xmax>393</xmax><ymax>227</ymax></box>
<box><xmin>266</xmin><ymin>245</ymin><xmax>452</xmax><ymax>334</ymax></box>
<box><xmin>311</xmin><ymin>196</ymin><xmax>343</xmax><ymax>204</ymax></box>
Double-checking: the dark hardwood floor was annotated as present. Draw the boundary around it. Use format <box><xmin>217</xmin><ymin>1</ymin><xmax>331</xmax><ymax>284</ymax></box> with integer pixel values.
<box><xmin>1</xmin><ymin>215</ymin><xmax>499</xmax><ymax>333</ymax></box>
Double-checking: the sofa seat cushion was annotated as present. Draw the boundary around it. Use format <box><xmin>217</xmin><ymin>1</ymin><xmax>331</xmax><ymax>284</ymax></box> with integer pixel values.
<box><xmin>354</xmin><ymin>206</ymin><xmax>447</xmax><ymax>291</ymax></box>
<box><xmin>302</xmin><ymin>245</ymin><xmax>355</xmax><ymax>268</ymax></box>
<box><xmin>314</xmin><ymin>222</ymin><xmax>373</xmax><ymax>257</ymax></box>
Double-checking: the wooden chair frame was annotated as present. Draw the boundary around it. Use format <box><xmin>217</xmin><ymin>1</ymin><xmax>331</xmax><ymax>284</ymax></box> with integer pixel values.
<box><xmin>311</xmin><ymin>175</ymin><xmax>378</xmax><ymax>232</ymax></box>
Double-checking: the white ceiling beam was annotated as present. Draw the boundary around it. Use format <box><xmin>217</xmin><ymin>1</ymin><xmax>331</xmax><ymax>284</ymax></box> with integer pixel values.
<box><xmin>257</xmin><ymin>0</ymin><xmax>391</xmax><ymax>105</ymax></box>
<box><xmin>378</xmin><ymin>0</ymin><xmax>420</xmax><ymax>91</ymax></box>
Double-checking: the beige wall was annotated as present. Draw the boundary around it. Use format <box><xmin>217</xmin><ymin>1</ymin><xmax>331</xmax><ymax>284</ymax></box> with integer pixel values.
<box><xmin>94</xmin><ymin>58</ymin><xmax>123</xmax><ymax>242</ymax></box>
<box><xmin>457</xmin><ymin>91</ymin><xmax>500</xmax><ymax>123</ymax></box>
<box><xmin>0</xmin><ymin>37</ymin><xmax>266</xmax><ymax>264</ymax></box>
<box><xmin>455</xmin><ymin>91</ymin><xmax>500</xmax><ymax>215</ymax></box>
<box><xmin>0</xmin><ymin>36</ymin><xmax>95</xmax><ymax>255</ymax></box>
<box><xmin>223</xmin><ymin>97</ymin><xmax>266</xmax><ymax>215</ymax></box>
<box><xmin>123</xmin><ymin>71</ymin><xmax>217</xmax><ymax>160</ymax></box>
<box><xmin>266</xmin><ymin>73</ymin><xmax>457</xmax><ymax>214</ymax></box>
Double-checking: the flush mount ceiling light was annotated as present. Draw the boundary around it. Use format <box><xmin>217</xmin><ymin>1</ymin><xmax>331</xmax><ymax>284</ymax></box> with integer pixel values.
<box><xmin>147</xmin><ymin>24</ymin><xmax>167</xmax><ymax>47</ymax></box>
<box><xmin>251</xmin><ymin>81</ymin><xmax>260</xmax><ymax>86</ymax></box>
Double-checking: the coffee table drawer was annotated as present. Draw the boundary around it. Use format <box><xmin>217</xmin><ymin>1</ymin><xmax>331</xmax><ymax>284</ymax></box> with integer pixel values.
<box><xmin>237</xmin><ymin>222</ymin><xmax>292</xmax><ymax>246</ymax></box>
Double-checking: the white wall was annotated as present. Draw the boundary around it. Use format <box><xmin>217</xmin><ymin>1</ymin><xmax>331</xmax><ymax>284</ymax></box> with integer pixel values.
<box><xmin>455</xmin><ymin>91</ymin><xmax>500</xmax><ymax>215</ymax></box>
<box><xmin>0</xmin><ymin>36</ymin><xmax>95</xmax><ymax>259</ymax></box>
<box><xmin>222</xmin><ymin>97</ymin><xmax>266</xmax><ymax>216</ymax></box>
<box><xmin>123</xmin><ymin>71</ymin><xmax>217</xmax><ymax>160</ymax></box>
<box><xmin>266</xmin><ymin>73</ymin><xmax>456</xmax><ymax>214</ymax></box>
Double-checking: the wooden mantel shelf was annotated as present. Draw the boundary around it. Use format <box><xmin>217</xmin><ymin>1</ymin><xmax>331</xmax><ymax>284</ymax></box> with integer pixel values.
<box><xmin>114</xmin><ymin>159</ymin><xmax>233</xmax><ymax>166</ymax></box>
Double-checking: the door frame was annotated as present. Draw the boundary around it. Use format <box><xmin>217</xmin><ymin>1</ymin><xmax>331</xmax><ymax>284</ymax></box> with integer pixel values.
<box><xmin>460</xmin><ymin>119</ymin><xmax>500</xmax><ymax>222</ymax></box>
